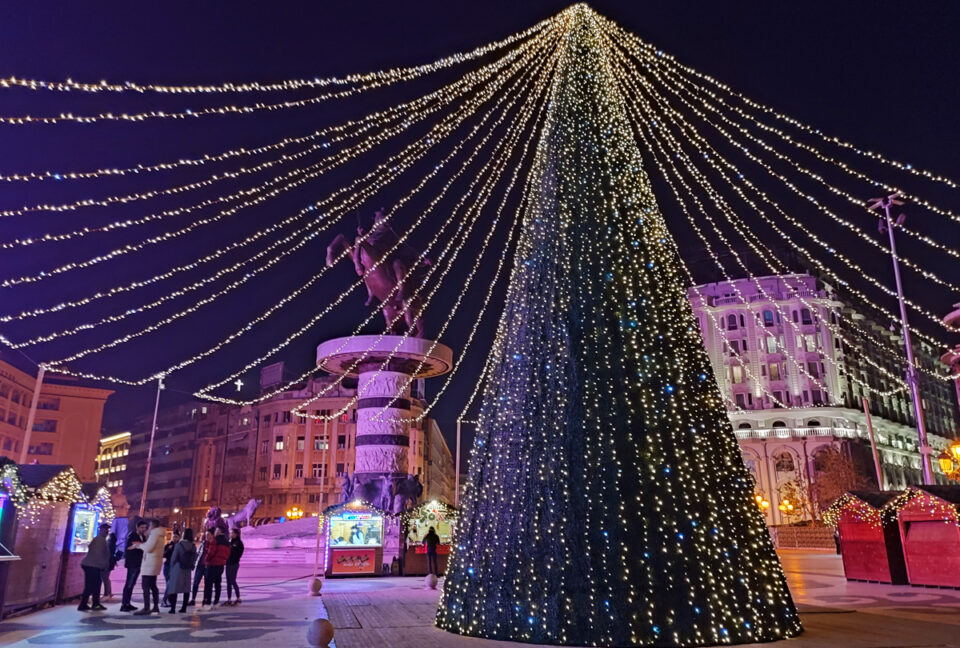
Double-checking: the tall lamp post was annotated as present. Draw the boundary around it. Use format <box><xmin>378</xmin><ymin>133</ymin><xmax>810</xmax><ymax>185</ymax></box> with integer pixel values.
<box><xmin>868</xmin><ymin>194</ymin><xmax>933</xmax><ymax>485</ymax></box>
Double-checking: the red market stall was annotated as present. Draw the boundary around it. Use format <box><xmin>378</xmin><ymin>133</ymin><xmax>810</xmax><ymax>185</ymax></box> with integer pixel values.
<box><xmin>896</xmin><ymin>485</ymin><xmax>960</xmax><ymax>588</ymax></box>
<box><xmin>402</xmin><ymin>500</ymin><xmax>459</xmax><ymax>576</ymax></box>
<box><xmin>323</xmin><ymin>500</ymin><xmax>389</xmax><ymax>577</ymax></box>
<box><xmin>825</xmin><ymin>490</ymin><xmax>907</xmax><ymax>584</ymax></box>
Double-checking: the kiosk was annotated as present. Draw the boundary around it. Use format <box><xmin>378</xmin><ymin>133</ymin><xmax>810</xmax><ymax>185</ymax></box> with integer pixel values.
<box><xmin>324</xmin><ymin>501</ymin><xmax>387</xmax><ymax>577</ymax></box>
<box><xmin>403</xmin><ymin>500</ymin><xmax>458</xmax><ymax>576</ymax></box>
<box><xmin>827</xmin><ymin>490</ymin><xmax>907</xmax><ymax>584</ymax></box>
<box><xmin>897</xmin><ymin>485</ymin><xmax>960</xmax><ymax>588</ymax></box>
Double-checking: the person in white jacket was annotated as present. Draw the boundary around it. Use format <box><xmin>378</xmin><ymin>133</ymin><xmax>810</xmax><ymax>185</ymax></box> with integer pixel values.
<box><xmin>133</xmin><ymin>519</ymin><xmax>166</xmax><ymax>615</ymax></box>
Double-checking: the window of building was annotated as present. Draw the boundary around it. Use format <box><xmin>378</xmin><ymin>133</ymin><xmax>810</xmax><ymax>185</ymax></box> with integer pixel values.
<box><xmin>337</xmin><ymin>435</ymin><xmax>346</xmax><ymax>450</ymax></box>
<box><xmin>764</xmin><ymin>336</ymin><xmax>777</xmax><ymax>354</ymax></box>
<box><xmin>308</xmin><ymin>494</ymin><xmax>316</xmax><ymax>503</ymax></box>
<box><xmin>295</xmin><ymin>463</ymin><xmax>303</xmax><ymax>478</ymax></box>
<box><xmin>769</xmin><ymin>363</ymin><xmax>781</xmax><ymax>381</ymax></box>
<box><xmin>772</xmin><ymin>420</ymin><xmax>786</xmax><ymax>427</ymax></box>
<box><xmin>336</xmin><ymin>463</ymin><xmax>345</xmax><ymax>477</ymax></box>
<box><xmin>738</xmin><ymin>422</ymin><xmax>753</xmax><ymax>429</ymax></box>
<box><xmin>294</xmin><ymin>493</ymin><xmax>301</xmax><ymax>503</ymax></box>
<box><xmin>314</xmin><ymin>436</ymin><xmax>328</xmax><ymax>451</ymax></box>
<box><xmin>774</xmin><ymin>451</ymin><xmax>795</xmax><ymax>473</ymax></box>
<box><xmin>792</xmin><ymin>310</ymin><xmax>799</xmax><ymax>323</ymax></box>
<box><xmin>811</xmin><ymin>390</ymin><xmax>824</xmax><ymax>406</ymax></box>
<box><xmin>32</xmin><ymin>419</ymin><xmax>57</xmax><ymax>433</ymax></box>
<box><xmin>729</xmin><ymin>340</ymin><xmax>739</xmax><ymax>356</ymax></box>
<box><xmin>203</xmin><ymin>488</ymin><xmax>209</xmax><ymax>502</ymax></box>
<box><xmin>297</xmin><ymin>436</ymin><xmax>305</xmax><ymax>451</ymax></box>
<box><xmin>1</xmin><ymin>438</ymin><xmax>11</xmax><ymax>451</ymax></box>
<box><xmin>37</xmin><ymin>397</ymin><xmax>60</xmax><ymax>411</ymax></box>
<box><xmin>312</xmin><ymin>463</ymin><xmax>325</xmax><ymax>478</ymax></box>
<box><xmin>727</xmin><ymin>314</ymin><xmax>738</xmax><ymax>330</ymax></box>
<box><xmin>801</xmin><ymin>308</ymin><xmax>813</xmax><ymax>325</ymax></box>
<box><xmin>10</xmin><ymin>391</ymin><xmax>20</xmax><ymax>404</ymax></box>
<box><xmin>274</xmin><ymin>435</ymin><xmax>284</xmax><ymax>451</ymax></box>
<box><xmin>772</xmin><ymin>391</ymin><xmax>783</xmax><ymax>407</ymax></box>
<box><xmin>762</xmin><ymin>310</ymin><xmax>775</xmax><ymax>327</ymax></box>
<box><xmin>273</xmin><ymin>464</ymin><xmax>281</xmax><ymax>479</ymax></box>
<box><xmin>731</xmin><ymin>366</ymin><xmax>744</xmax><ymax>384</ymax></box>
<box><xmin>807</xmin><ymin>420</ymin><xmax>821</xmax><ymax>426</ymax></box>
<box><xmin>807</xmin><ymin>362</ymin><xmax>820</xmax><ymax>378</ymax></box>
<box><xmin>28</xmin><ymin>442</ymin><xmax>53</xmax><ymax>455</ymax></box>
<box><xmin>735</xmin><ymin>393</ymin><xmax>746</xmax><ymax>408</ymax></box>
<box><xmin>0</xmin><ymin>384</ymin><xmax>8</xmax><ymax>398</ymax></box>
<box><xmin>261</xmin><ymin>440</ymin><xmax>269</xmax><ymax>455</ymax></box>
<box><xmin>282</xmin><ymin>411</ymin><xmax>292</xmax><ymax>424</ymax></box>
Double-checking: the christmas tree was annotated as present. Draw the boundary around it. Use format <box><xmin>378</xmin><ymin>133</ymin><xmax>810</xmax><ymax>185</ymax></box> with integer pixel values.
<box><xmin>437</xmin><ymin>6</ymin><xmax>801</xmax><ymax>646</ymax></box>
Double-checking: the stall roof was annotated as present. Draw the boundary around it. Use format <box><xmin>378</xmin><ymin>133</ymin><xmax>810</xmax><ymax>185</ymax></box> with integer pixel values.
<box><xmin>913</xmin><ymin>485</ymin><xmax>960</xmax><ymax>505</ymax></box>
<box><xmin>848</xmin><ymin>490</ymin><xmax>903</xmax><ymax>510</ymax></box>
<box><xmin>17</xmin><ymin>464</ymin><xmax>71</xmax><ymax>489</ymax></box>
<box><xmin>81</xmin><ymin>482</ymin><xmax>102</xmax><ymax>500</ymax></box>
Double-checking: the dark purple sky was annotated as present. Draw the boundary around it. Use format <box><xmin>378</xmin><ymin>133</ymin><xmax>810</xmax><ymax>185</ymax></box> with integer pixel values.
<box><xmin>0</xmin><ymin>1</ymin><xmax>958</xmax><ymax>449</ymax></box>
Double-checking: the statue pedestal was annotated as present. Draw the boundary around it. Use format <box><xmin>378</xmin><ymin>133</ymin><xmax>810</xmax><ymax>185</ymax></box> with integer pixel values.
<box><xmin>316</xmin><ymin>335</ymin><xmax>453</xmax><ymax>512</ymax></box>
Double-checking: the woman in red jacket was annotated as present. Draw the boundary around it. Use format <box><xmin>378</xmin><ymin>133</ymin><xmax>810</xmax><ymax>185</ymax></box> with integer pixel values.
<box><xmin>199</xmin><ymin>529</ymin><xmax>231</xmax><ymax>610</ymax></box>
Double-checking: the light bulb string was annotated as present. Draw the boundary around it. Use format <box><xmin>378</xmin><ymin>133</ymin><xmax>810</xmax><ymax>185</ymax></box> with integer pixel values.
<box><xmin>0</xmin><ymin>17</ymin><xmax>552</xmax><ymax>95</ymax></box>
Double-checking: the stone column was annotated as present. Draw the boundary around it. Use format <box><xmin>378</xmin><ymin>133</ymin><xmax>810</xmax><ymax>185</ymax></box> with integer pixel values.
<box><xmin>353</xmin><ymin>365</ymin><xmax>414</xmax><ymax>481</ymax></box>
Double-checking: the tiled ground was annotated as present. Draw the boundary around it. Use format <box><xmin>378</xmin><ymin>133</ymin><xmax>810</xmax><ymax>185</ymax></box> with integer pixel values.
<box><xmin>3</xmin><ymin>550</ymin><xmax>960</xmax><ymax>647</ymax></box>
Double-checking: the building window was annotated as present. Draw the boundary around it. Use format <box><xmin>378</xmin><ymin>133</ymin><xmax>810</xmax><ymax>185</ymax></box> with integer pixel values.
<box><xmin>275</xmin><ymin>436</ymin><xmax>284</xmax><ymax>451</ymax></box>
<box><xmin>28</xmin><ymin>442</ymin><xmax>54</xmax><ymax>455</ymax></box>
<box><xmin>772</xmin><ymin>420</ymin><xmax>786</xmax><ymax>427</ymax></box>
<box><xmin>738</xmin><ymin>422</ymin><xmax>752</xmax><ymax>429</ymax></box>
<box><xmin>297</xmin><ymin>436</ymin><xmax>305</xmax><ymax>451</ymax></box>
<box><xmin>293</xmin><ymin>493</ymin><xmax>301</xmax><ymax>503</ymax></box>
<box><xmin>727</xmin><ymin>314</ymin><xmax>738</xmax><ymax>330</ymax></box>
<box><xmin>203</xmin><ymin>488</ymin><xmax>209</xmax><ymax>502</ymax></box>
<box><xmin>811</xmin><ymin>390</ymin><xmax>824</xmax><ymax>406</ymax></box>
<box><xmin>735</xmin><ymin>393</ymin><xmax>746</xmax><ymax>408</ymax></box>
<box><xmin>282</xmin><ymin>411</ymin><xmax>292</xmax><ymax>424</ymax></box>
<box><xmin>312</xmin><ymin>463</ymin><xmax>325</xmax><ymax>478</ymax></box>
<box><xmin>769</xmin><ymin>364</ymin><xmax>781</xmax><ymax>381</ymax></box>
<box><xmin>314</xmin><ymin>436</ymin><xmax>328</xmax><ymax>451</ymax></box>
<box><xmin>32</xmin><ymin>419</ymin><xmax>57</xmax><ymax>433</ymax></box>
<box><xmin>337</xmin><ymin>435</ymin><xmax>346</xmax><ymax>450</ymax></box>
<box><xmin>336</xmin><ymin>463</ymin><xmax>345</xmax><ymax>477</ymax></box>
<box><xmin>295</xmin><ymin>463</ymin><xmax>304</xmax><ymax>478</ymax></box>
<box><xmin>762</xmin><ymin>310</ymin><xmax>775</xmax><ymax>327</ymax></box>
<box><xmin>261</xmin><ymin>440</ymin><xmax>269</xmax><ymax>455</ymax></box>
<box><xmin>774</xmin><ymin>451</ymin><xmax>795</xmax><ymax>473</ymax></box>
<box><xmin>731</xmin><ymin>366</ymin><xmax>744</xmax><ymax>384</ymax></box>
<box><xmin>801</xmin><ymin>308</ymin><xmax>813</xmax><ymax>325</ymax></box>
<box><xmin>339</xmin><ymin>411</ymin><xmax>349</xmax><ymax>423</ymax></box>
<box><xmin>273</xmin><ymin>464</ymin><xmax>281</xmax><ymax>479</ymax></box>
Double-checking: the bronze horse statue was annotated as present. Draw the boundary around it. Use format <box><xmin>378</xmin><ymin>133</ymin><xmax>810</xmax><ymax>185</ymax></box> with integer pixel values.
<box><xmin>326</xmin><ymin>209</ymin><xmax>428</xmax><ymax>337</ymax></box>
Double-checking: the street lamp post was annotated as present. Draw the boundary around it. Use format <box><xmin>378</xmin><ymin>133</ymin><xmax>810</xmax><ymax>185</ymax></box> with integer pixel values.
<box><xmin>868</xmin><ymin>194</ymin><xmax>934</xmax><ymax>485</ymax></box>
<box><xmin>139</xmin><ymin>376</ymin><xmax>165</xmax><ymax>517</ymax></box>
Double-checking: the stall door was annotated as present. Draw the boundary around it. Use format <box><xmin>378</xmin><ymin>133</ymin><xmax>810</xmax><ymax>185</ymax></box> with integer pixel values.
<box><xmin>903</xmin><ymin>520</ymin><xmax>960</xmax><ymax>587</ymax></box>
<box><xmin>4</xmin><ymin>505</ymin><xmax>68</xmax><ymax>610</ymax></box>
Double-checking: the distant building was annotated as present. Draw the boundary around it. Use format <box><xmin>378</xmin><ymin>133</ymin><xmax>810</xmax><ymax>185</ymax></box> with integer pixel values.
<box><xmin>95</xmin><ymin>431</ymin><xmax>131</xmax><ymax>490</ymax></box>
<box><xmin>689</xmin><ymin>274</ymin><xmax>959</xmax><ymax>525</ymax></box>
<box><xmin>0</xmin><ymin>357</ymin><xmax>112</xmax><ymax>481</ymax></box>
<box><xmin>248</xmin><ymin>371</ymin><xmax>454</xmax><ymax>522</ymax></box>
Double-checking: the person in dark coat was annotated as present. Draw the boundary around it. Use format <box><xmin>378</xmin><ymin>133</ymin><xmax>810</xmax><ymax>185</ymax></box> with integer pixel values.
<box><xmin>200</xmin><ymin>528</ymin><xmax>230</xmax><ymax>609</ymax></box>
<box><xmin>190</xmin><ymin>531</ymin><xmax>206</xmax><ymax>606</ymax></box>
<box><xmin>120</xmin><ymin>520</ymin><xmax>148</xmax><ymax>612</ymax></box>
<box><xmin>78</xmin><ymin>523</ymin><xmax>111</xmax><ymax>611</ymax></box>
<box><xmin>161</xmin><ymin>531</ymin><xmax>180</xmax><ymax>606</ymax></box>
<box><xmin>167</xmin><ymin>528</ymin><xmax>197</xmax><ymax>613</ymax></box>
<box><xmin>101</xmin><ymin>531</ymin><xmax>118</xmax><ymax>599</ymax></box>
<box><xmin>224</xmin><ymin>528</ymin><xmax>244</xmax><ymax>605</ymax></box>
<box><xmin>423</xmin><ymin>526</ymin><xmax>441</xmax><ymax>576</ymax></box>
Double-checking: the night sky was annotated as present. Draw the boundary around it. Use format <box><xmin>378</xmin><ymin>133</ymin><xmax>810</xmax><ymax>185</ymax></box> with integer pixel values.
<box><xmin>0</xmin><ymin>1</ymin><xmax>958</xmax><ymax>453</ymax></box>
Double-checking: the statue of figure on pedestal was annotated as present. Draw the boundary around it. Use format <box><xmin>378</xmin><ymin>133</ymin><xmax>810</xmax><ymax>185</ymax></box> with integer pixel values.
<box><xmin>325</xmin><ymin>209</ymin><xmax>428</xmax><ymax>337</ymax></box>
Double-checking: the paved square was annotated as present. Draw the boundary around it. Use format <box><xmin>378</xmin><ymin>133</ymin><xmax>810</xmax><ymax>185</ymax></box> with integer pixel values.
<box><xmin>3</xmin><ymin>550</ymin><xmax>960</xmax><ymax>647</ymax></box>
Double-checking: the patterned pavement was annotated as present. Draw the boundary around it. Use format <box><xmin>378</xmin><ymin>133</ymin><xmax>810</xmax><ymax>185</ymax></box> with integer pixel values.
<box><xmin>2</xmin><ymin>550</ymin><xmax>960</xmax><ymax>647</ymax></box>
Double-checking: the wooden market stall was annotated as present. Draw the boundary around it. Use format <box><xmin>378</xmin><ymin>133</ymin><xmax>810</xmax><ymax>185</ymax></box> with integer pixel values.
<box><xmin>825</xmin><ymin>490</ymin><xmax>907</xmax><ymax>584</ymax></box>
<box><xmin>1</xmin><ymin>464</ymin><xmax>89</xmax><ymax>617</ymax></box>
<box><xmin>402</xmin><ymin>500</ymin><xmax>459</xmax><ymax>576</ymax></box>
<box><xmin>896</xmin><ymin>485</ymin><xmax>960</xmax><ymax>588</ymax></box>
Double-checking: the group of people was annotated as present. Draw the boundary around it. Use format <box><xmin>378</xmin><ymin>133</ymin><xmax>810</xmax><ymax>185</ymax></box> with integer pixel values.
<box><xmin>78</xmin><ymin>518</ymin><xmax>245</xmax><ymax>614</ymax></box>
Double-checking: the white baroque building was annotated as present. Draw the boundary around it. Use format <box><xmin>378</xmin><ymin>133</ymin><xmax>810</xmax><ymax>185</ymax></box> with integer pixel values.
<box><xmin>688</xmin><ymin>274</ymin><xmax>959</xmax><ymax>525</ymax></box>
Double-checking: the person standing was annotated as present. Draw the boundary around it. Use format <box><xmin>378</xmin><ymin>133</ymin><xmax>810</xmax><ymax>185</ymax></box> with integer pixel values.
<box><xmin>423</xmin><ymin>526</ymin><xmax>440</xmax><ymax>576</ymax></box>
<box><xmin>199</xmin><ymin>528</ymin><xmax>230</xmax><ymax>609</ymax></box>
<box><xmin>78</xmin><ymin>523</ymin><xmax>111</xmax><ymax>611</ymax></box>
<box><xmin>120</xmin><ymin>520</ymin><xmax>148</xmax><ymax>612</ymax></box>
<box><xmin>161</xmin><ymin>531</ymin><xmax>180</xmax><ymax>606</ymax></box>
<box><xmin>224</xmin><ymin>528</ymin><xmax>244</xmax><ymax>605</ymax></box>
<box><xmin>189</xmin><ymin>530</ymin><xmax>206</xmax><ymax>606</ymax></box>
<box><xmin>134</xmin><ymin>519</ymin><xmax>166</xmax><ymax>615</ymax></box>
<box><xmin>101</xmin><ymin>531</ymin><xmax>118</xmax><ymax>600</ymax></box>
<box><xmin>167</xmin><ymin>528</ymin><xmax>197</xmax><ymax>614</ymax></box>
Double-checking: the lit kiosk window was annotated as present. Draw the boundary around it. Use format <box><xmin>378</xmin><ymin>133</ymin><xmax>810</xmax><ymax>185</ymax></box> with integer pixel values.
<box><xmin>69</xmin><ymin>503</ymin><xmax>101</xmax><ymax>553</ymax></box>
<box><xmin>324</xmin><ymin>500</ymin><xmax>385</xmax><ymax>577</ymax></box>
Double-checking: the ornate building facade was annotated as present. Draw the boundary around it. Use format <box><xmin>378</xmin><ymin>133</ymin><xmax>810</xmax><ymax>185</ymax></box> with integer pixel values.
<box><xmin>689</xmin><ymin>274</ymin><xmax>959</xmax><ymax>525</ymax></box>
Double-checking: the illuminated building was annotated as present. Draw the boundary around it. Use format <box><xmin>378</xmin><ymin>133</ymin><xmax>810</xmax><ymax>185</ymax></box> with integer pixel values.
<box><xmin>0</xmin><ymin>354</ymin><xmax>112</xmax><ymax>481</ymax></box>
<box><xmin>689</xmin><ymin>274</ymin><xmax>959</xmax><ymax>524</ymax></box>
<box><xmin>95</xmin><ymin>431</ymin><xmax>130</xmax><ymax>490</ymax></box>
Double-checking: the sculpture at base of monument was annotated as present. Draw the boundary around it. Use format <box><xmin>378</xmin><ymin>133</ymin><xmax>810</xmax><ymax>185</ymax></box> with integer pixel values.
<box><xmin>326</xmin><ymin>209</ymin><xmax>428</xmax><ymax>337</ymax></box>
<box><xmin>225</xmin><ymin>498</ymin><xmax>262</xmax><ymax>529</ymax></box>
<box><xmin>340</xmin><ymin>472</ymin><xmax>424</xmax><ymax>514</ymax></box>
<box><xmin>204</xmin><ymin>506</ymin><xmax>229</xmax><ymax>535</ymax></box>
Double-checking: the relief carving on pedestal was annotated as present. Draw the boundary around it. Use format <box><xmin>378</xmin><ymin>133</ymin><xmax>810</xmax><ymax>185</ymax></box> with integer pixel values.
<box><xmin>357</xmin><ymin>372</ymin><xmax>411</xmax><ymax>399</ymax></box>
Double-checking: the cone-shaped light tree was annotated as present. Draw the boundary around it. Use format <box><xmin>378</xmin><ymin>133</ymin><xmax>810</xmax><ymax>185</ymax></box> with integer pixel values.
<box><xmin>437</xmin><ymin>6</ymin><xmax>801</xmax><ymax>646</ymax></box>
